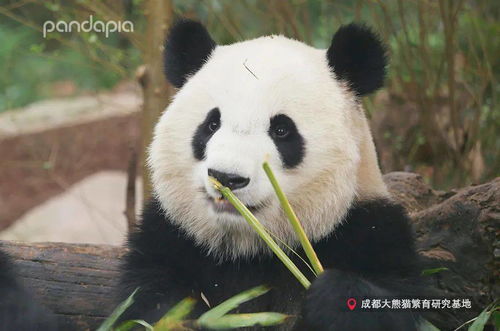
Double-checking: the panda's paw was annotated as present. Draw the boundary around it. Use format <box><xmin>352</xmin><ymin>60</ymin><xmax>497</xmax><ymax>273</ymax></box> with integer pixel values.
<box><xmin>297</xmin><ymin>269</ymin><xmax>419</xmax><ymax>331</ymax></box>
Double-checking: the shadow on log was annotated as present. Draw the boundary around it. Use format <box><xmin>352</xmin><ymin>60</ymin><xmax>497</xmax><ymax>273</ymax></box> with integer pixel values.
<box><xmin>0</xmin><ymin>242</ymin><xmax>124</xmax><ymax>329</ymax></box>
<box><xmin>1</xmin><ymin>172</ymin><xmax>498</xmax><ymax>330</ymax></box>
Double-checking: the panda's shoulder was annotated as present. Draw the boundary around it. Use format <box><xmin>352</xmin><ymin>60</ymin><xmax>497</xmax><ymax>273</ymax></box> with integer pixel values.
<box><xmin>341</xmin><ymin>199</ymin><xmax>414</xmax><ymax>239</ymax></box>
<box><xmin>315</xmin><ymin>198</ymin><xmax>419</xmax><ymax>276</ymax></box>
<box><xmin>126</xmin><ymin>199</ymin><xmax>202</xmax><ymax>263</ymax></box>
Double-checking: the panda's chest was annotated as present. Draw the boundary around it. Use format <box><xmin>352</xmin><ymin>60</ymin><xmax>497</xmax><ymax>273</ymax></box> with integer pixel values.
<box><xmin>195</xmin><ymin>257</ymin><xmax>305</xmax><ymax>314</ymax></box>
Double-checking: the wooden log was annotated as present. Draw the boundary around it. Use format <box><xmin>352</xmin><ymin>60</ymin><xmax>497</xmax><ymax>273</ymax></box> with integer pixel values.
<box><xmin>386</xmin><ymin>173</ymin><xmax>499</xmax><ymax>327</ymax></box>
<box><xmin>1</xmin><ymin>172</ymin><xmax>498</xmax><ymax>329</ymax></box>
<box><xmin>0</xmin><ymin>241</ymin><xmax>124</xmax><ymax>330</ymax></box>
<box><xmin>412</xmin><ymin>177</ymin><xmax>499</xmax><ymax>326</ymax></box>
<box><xmin>383</xmin><ymin>171</ymin><xmax>451</xmax><ymax>213</ymax></box>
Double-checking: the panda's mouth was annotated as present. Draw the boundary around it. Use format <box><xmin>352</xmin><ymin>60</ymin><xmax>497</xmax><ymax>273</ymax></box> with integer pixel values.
<box><xmin>207</xmin><ymin>196</ymin><xmax>261</xmax><ymax>215</ymax></box>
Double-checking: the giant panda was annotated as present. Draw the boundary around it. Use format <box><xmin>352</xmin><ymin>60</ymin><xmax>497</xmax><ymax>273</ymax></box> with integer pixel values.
<box><xmin>117</xmin><ymin>20</ymin><xmax>426</xmax><ymax>330</ymax></box>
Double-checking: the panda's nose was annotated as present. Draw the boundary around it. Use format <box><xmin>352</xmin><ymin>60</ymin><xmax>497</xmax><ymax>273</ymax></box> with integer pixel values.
<box><xmin>208</xmin><ymin>169</ymin><xmax>250</xmax><ymax>190</ymax></box>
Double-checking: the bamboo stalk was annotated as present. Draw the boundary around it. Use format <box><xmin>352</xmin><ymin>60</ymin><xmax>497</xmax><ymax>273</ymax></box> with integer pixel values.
<box><xmin>262</xmin><ymin>162</ymin><xmax>324</xmax><ymax>275</ymax></box>
<box><xmin>209</xmin><ymin>177</ymin><xmax>311</xmax><ymax>289</ymax></box>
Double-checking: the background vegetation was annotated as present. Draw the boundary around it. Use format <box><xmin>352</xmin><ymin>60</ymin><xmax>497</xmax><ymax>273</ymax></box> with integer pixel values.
<box><xmin>0</xmin><ymin>0</ymin><xmax>498</xmax><ymax>190</ymax></box>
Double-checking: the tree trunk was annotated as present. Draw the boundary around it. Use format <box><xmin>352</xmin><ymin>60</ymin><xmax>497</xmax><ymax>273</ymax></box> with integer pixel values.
<box><xmin>140</xmin><ymin>0</ymin><xmax>173</xmax><ymax>201</ymax></box>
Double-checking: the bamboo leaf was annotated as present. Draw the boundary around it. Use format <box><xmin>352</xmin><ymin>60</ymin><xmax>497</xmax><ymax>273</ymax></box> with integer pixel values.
<box><xmin>200</xmin><ymin>312</ymin><xmax>289</xmax><ymax>329</ymax></box>
<box><xmin>198</xmin><ymin>285</ymin><xmax>270</xmax><ymax>323</ymax></box>
<box><xmin>154</xmin><ymin>297</ymin><xmax>197</xmax><ymax>330</ymax></box>
<box><xmin>421</xmin><ymin>267</ymin><xmax>449</xmax><ymax>276</ymax></box>
<box><xmin>493</xmin><ymin>310</ymin><xmax>500</xmax><ymax>330</ymax></box>
<box><xmin>97</xmin><ymin>288</ymin><xmax>139</xmax><ymax>331</ymax></box>
<box><xmin>115</xmin><ymin>319</ymin><xmax>153</xmax><ymax>331</ymax></box>
<box><xmin>468</xmin><ymin>306</ymin><xmax>494</xmax><ymax>331</ymax></box>
<box><xmin>418</xmin><ymin>318</ymin><xmax>440</xmax><ymax>331</ymax></box>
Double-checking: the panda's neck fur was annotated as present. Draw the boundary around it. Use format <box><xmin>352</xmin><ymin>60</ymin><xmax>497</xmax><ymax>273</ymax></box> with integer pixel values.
<box><xmin>354</xmin><ymin>107</ymin><xmax>389</xmax><ymax>200</ymax></box>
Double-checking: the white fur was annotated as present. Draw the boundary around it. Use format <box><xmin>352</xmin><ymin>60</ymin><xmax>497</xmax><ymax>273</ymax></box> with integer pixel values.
<box><xmin>149</xmin><ymin>35</ymin><xmax>388</xmax><ymax>260</ymax></box>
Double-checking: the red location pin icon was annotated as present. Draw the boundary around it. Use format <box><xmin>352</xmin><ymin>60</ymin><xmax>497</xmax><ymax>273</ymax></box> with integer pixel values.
<box><xmin>347</xmin><ymin>298</ymin><xmax>357</xmax><ymax>311</ymax></box>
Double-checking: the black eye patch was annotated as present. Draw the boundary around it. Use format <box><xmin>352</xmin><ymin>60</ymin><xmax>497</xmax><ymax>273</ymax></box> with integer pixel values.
<box><xmin>192</xmin><ymin>108</ymin><xmax>221</xmax><ymax>160</ymax></box>
<box><xmin>269</xmin><ymin>114</ymin><xmax>305</xmax><ymax>168</ymax></box>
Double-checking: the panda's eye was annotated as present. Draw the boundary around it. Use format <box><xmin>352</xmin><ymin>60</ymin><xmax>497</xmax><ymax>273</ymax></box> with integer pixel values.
<box><xmin>273</xmin><ymin>124</ymin><xmax>290</xmax><ymax>138</ymax></box>
<box><xmin>268</xmin><ymin>114</ymin><xmax>304</xmax><ymax>168</ymax></box>
<box><xmin>208</xmin><ymin>120</ymin><xmax>220</xmax><ymax>132</ymax></box>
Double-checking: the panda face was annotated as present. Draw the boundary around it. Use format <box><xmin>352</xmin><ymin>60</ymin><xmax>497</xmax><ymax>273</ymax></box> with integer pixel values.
<box><xmin>149</xmin><ymin>22</ymin><xmax>389</xmax><ymax>259</ymax></box>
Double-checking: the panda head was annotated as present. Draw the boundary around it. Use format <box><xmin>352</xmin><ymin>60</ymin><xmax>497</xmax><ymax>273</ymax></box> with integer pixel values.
<box><xmin>149</xmin><ymin>20</ymin><xmax>389</xmax><ymax>259</ymax></box>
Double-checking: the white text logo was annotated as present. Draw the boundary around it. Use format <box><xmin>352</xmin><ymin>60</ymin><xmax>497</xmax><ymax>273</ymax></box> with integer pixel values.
<box><xmin>43</xmin><ymin>15</ymin><xmax>134</xmax><ymax>38</ymax></box>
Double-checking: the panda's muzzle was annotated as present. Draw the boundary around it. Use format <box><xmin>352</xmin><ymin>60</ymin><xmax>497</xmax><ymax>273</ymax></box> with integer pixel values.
<box><xmin>207</xmin><ymin>169</ymin><xmax>250</xmax><ymax>191</ymax></box>
<box><xmin>206</xmin><ymin>169</ymin><xmax>263</xmax><ymax>215</ymax></box>
<box><xmin>207</xmin><ymin>195</ymin><xmax>261</xmax><ymax>215</ymax></box>
<box><xmin>208</xmin><ymin>198</ymin><xmax>262</xmax><ymax>215</ymax></box>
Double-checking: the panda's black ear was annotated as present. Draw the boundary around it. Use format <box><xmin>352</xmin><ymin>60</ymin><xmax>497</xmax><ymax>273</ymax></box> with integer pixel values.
<box><xmin>327</xmin><ymin>23</ymin><xmax>388</xmax><ymax>96</ymax></box>
<box><xmin>164</xmin><ymin>19</ymin><xmax>216</xmax><ymax>88</ymax></box>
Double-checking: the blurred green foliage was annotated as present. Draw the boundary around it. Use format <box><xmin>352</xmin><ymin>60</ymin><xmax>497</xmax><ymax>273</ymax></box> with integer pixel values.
<box><xmin>0</xmin><ymin>23</ymin><xmax>128</xmax><ymax>111</ymax></box>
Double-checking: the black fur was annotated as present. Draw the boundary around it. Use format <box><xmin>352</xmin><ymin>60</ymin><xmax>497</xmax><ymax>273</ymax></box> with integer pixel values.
<box><xmin>164</xmin><ymin>19</ymin><xmax>216</xmax><ymax>88</ymax></box>
<box><xmin>317</xmin><ymin>200</ymin><xmax>418</xmax><ymax>276</ymax></box>
<box><xmin>327</xmin><ymin>23</ymin><xmax>388</xmax><ymax>96</ymax></box>
<box><xmin>269</xmin><ymin>114</ymin><xmax>305</xmax><ymax>168</ymax></box>
<box><xmin>297</xmin><ymin>270</ymin><xmax>420</xmax><ymax>331</ymax></box>
<box><xmin>117</xmin><ymin>199</ymin><xmax>425</xmax><ymax>329</ymax></box>
<box><xmin>192</xmin><ymin>108</ymin><xmax>220</xmax><ymax>160</ymax></box>
<box><xmin>0</xmin><ymin>250</ymin><xmax>57</xmax><ymax>331</ymax></box>
<box><xmin>298</xmin><ymin>200</ymin><xmax>423</xmax><ymax>330</ymax></box>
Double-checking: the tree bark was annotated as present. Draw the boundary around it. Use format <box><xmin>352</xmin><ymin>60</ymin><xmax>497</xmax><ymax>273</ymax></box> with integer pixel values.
<box><xmin>1</xmin><ymin>172</ymin><xmax>498</xmax><ymax>329</ymax></box>
<box><xmin>385</xmin><ymin>172</ymin><xmax>499</xmax><ymax>328</ymax></box>
<box><xmin>140</xmin><ymin>0</ymin><xmax>173</xmax><ymax>202</ymax></box>
<box><xmin>0</xmin><ymin>242</ymin><xmax>123</xmax><ymax>330</ymax></box>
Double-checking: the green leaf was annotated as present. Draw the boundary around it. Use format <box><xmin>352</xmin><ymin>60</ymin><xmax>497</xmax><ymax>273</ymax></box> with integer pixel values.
<box><xmin>200</xmin><ymin>312</ymin><xmax>289</xmax><ymax>330</ymax></box>
<box><xmin>44</xmin><ymin>3</ymin><xmax>60</xmax><ymax>11</ymax></box>
<box><xmin>198</xmin><ymin>286</ymin><xmax>270</xmax><ymax>324</ymax></box>
<box><xmin>89</xmin><ymin>34</ymin><xmax>98</xmax><ymax>43</ymax></box>
<box><xmin>154</xmin><ymin>297</ymin><xmax>196</xmax><ymax>330</ymax></box>
<box><xmin>97</xmin><ymin>288</ymin><xmax>139</xmax><ymax>331</ymax></box>
<box><xmin>42</xmin><ymin>161</ymin><xmax>53</xmax><ymax>170</ymax></box>
<box><xmin>468</xmin><ymin>306</ymin><xmax>492</xmax><ymax>331</ymax></box>
<box><xmin>421</xmin><ymin>267</ymin><xmax>449</xmax><ymax>276</ymax></box>
<box><xmin>29</xmin><ymin>43</ymin><xmax>45</xmax><ymax>54</ymax></box>
<box><xmin>418</xmin><ymin>318</ymin><xmax>440</xmax><ymax>331</ymax></box>
<box><xmin>114</xmin><ymin>319</ymin><xmax>153</xmax><ymax>331</ymax></box>
<box><xmin>493</xmin><ymin>310</ymin><xmax>500</xmax><ymax>330</ymax></box>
